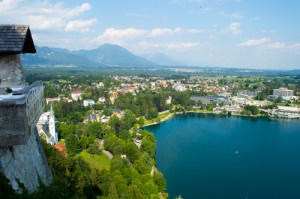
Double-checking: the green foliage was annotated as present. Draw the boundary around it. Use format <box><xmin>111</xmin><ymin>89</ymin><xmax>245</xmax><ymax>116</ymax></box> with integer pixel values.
<box><xmin>87</xmin><ymin>122</ymin><xmax>103</xmax><ymax>139</ymax></box>
<box><xmin>0</xmin><ymin>172</ymin><xmax>19</xmax><ymax>198</ymax></box>
<box><xmin>134</xmin><ymin>159</ymin><xmax>151</xmax><ymax>175</ymax></box>
<box><xmin>65</xmin><ymin>134</ymin><xmax>80</xmax><ymax>155</ymax></box>
<box><xmin>5</xmin><ymin>87</ymin><xmax>12</xmax><ymax>93</ymax></box>
<box><xmin>146</xmin><ymin>107</ymin><xmax>158</xmax><ymax>120</ymax></box>
<box><xmin>126</xmin><ymin>185</ymin><xmax>144</xmax><ymax>199</ymax></box>
<box><xmin>241</xmin><ymin>109</ymin><xmax>252</xmax><ymax>116</ymax></box>
<box><xmin>103</xmin><ymin>108</ymin><xmax>112</xmax><ymax>116</ymax></box>
<box><xmin>110</xmin><ymin>157</ymin><xmax>124</xmax><ymax>173</ymax></box>
<box><xmin>88</xmin><ymin>144</ymin><xmax>102</xmax><ymax>155</ymax></box>
<box><xmin>123</xmin><ymin>142</ymin><xmax>140</xmax><ymax>163</ymax></box>
<box><xmin>153</xmin><ymin>171</ymin><xmax>167</xmax><ymax>192</ymax></box>
<box><xmin>141</xmin><ymin>131</ymin><xmax>156</xmax><ymax>159</ymax></box>
<box><xmin>207</xmin><ymin>105</ymin><xmax>213</xmax><ymax>111</ymax></box>
<box><xmin>44</xmin><ymin>84</ymin><xmax>61</xmax><ymax>98</ymax></box>
<box><xmin>80</xmin><ymin>135</ymin><xmax>89</xmax><ymax>149</ymax></box>
<box><xmin>276</xmin><ymin>96</ymin><xmax>283</xmax><ymax>103</ymax></box>
<box><xmin>120</xmin><ymin>109</ymin><xmax>136</xmax><ymax>130</ymax></box>
<box><xmin>119</xmin><ymin>130</ymin><xmax>131</xmax><ymax>141</ymax></box>
<box><xmin>244</xmin><ymin>105</ymin><xmax>260</xmax><ymax>115</ymax></box>
<box><xmin>93</xmin><ymin>103</ymin><xmax>104</xmax><ymax>110</ymax></box>
<box><xmin>108</xmin><ymin>115</ymin><xmax>120</xmax><ymax>128</ymax></box>
<box><xmin>137</xmin><ymin>117</ymin><xmax>145</xmax><ymax>126</ymax></box>
<box><xmin>54</xmin><ymin>101</ymin><xmax>88</xmax><ymax>123</ymax></box>
<box><xmin>108</xmin><ymin>183</ymin><xmax>119</xmax><ymax>199</ymax></box>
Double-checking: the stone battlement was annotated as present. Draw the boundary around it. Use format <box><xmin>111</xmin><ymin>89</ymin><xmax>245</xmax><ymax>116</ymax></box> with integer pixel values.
<box><xmin>0</xmin><ymin>81</ymin><xmax>44</xmax><ymax>146</ymax></box>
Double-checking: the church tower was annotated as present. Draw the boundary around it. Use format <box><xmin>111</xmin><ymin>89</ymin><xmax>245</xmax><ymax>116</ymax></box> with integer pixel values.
<box><xmin>49</xmin><ymin>103</ymin><xmax>58</xmax><ymax>145</ymax></box>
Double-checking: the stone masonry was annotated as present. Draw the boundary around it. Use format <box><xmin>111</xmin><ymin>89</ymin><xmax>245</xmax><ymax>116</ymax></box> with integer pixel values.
<box><xmin>0</xmin><ymin>54</ymin><xmax>25</xmax><ymax>87</ymax></box>
<box><xmin>0</xmin><ymin>129</ymin><xmax>53</xmax><ymax>193</ymax></box>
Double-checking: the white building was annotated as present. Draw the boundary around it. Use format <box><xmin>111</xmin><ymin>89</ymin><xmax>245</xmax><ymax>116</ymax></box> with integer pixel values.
<box><xmin>71</xmin><ymin>91</ymin><xmax>84</xmax><ymax>101</ymax></box>
<box><xmin>273</xmin><ymin>88</ymin><xmax>293</xmax><ymax>97</ymax></box>
<box><xmin>83</xmin><ymin>99</ymin><xmax>95</xmax><ymax>107</ymax></box>
<box><xmin>36</xmin><ymin>104</ymin><xmax>58</xmax><ymax>145</ymax></box>
<box><xmin>272</xmin><ymin>106</ymin><xmax>300</xmax><ymax>118</ymax></box>
<box><xmin>96</xmin><ymin>82</ymin><xmax>104</xmax><ymax>88</ymax></box>
<box><xmin>173</xmin><ymin>84</ymin><xmax>187</xmax><ymax>92</ymax></box>
<box><xmin>98</xmin><ymin>97</ymin><xmax>106</xmax><ymax>103</ymax></box>
<box><xmin>166</xmin><ymin>96</ymin><xmax>172</xmax><ymax>104</ymax></box>
<box><xmin>101</xmin><ymin>115</ymin><xmax>110</xmax><ymax>123</ymax></box>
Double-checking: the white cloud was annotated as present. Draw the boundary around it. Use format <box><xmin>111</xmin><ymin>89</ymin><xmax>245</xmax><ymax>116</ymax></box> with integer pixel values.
<box><xmin>288</xmin><ymin>43</ymin><xmax>300</xmax><ymax>50</ymax></box>
<box><xmin>221</xmin><ymin>23</ymin><xmax>242</xmax><ymax>35</ymax></box>
<box><xmin>0</xmin><ymin>0</ymin><xmax>93</xmax><ymax>30</ymax></box>
<box><xmin>0</xmin><ymin>0</ymin><xmax>22</xmax><ymax>12</ymax></box>
<box><xmin>136</xmin><ymin>41</ymin><xmax>200</xmax><ymax>50</ymax></box>
<box><xmin>65</xmin><ymin>18</ymin><xmax>97</xmax><ymax>32</ymax></box>
<box><xmin>239</xmin><ymin>37</ymin><xmax>271</xmax><ymax>46</ymax></box>
<box><xmin>91</xmin><ymin>27</ymin><xmax>184</xmax><ymax>46</ymax></box>
<box><xmin>187</xmin><ymin>29</ymin><xmax>206</xmax><ymax>33</ymax></box>
<box><xmin>92</xmin><ymin>28</ymin><xmax>148</xmax><ymax>45</ymax></box>
<box><xmin>150</xmin><ymin>27</ymin><xmax>181</xmax><ymax>37</ymax></box>
<box><xmin>266</xmin><ymin>42</ymin><xmax>286</xmax><ymax>49</ymax></box>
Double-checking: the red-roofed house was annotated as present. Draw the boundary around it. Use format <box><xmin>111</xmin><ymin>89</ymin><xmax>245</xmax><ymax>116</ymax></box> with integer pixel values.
<box><xmin>45</xmin><ymin>97</ymin><xmax>60</xmax><ymax>104</ymax></box>
<box><xmin>54</xmin><ymin>144</ymin><xmax>68</xmax><ymax>156</ymax></box>
<box><xmin>71</xmin><ymin>91</ymin><xmax>84</xmax><ymax>101</ymax></box>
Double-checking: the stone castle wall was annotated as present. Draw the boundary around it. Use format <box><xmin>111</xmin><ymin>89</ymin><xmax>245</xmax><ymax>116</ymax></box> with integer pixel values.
<box><xmin>0</xmin><ymin>54</ymin><xmax>25</xmax><ymax>87</ymax></box>
<box><xmin>0</xmin><ymin>129</ymin><xmax>53</xmax><ymax>193</ymax></box>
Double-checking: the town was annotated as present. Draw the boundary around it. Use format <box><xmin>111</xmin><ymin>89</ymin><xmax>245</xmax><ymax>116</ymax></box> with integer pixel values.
<box><xmin>42</xmin><ymin>74</ymin><xmax>300</xmax><ymax>126</ymax></box>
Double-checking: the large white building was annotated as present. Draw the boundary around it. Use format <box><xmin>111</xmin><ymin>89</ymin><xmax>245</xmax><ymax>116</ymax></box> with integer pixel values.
<box><xmin>272</xmin><ymin>106</ymin><xmax>300</xmax><ymax>118</ymax></box>
<box><xmin>37</xmin><ymin>104</ymin><xmax>58</xmax><ymax>145</ymax></box>
<box><xmin>273</xmin><ymin>88</ymin><xmax>293</xmax><ymax>97</ymax></box>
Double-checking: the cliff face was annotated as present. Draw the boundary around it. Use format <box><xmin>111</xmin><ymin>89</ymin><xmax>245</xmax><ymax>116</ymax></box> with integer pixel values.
<box><xmin>0</xmin><ymin>128</ymin><xmax>53</xmax><ymax>193</ymax></box>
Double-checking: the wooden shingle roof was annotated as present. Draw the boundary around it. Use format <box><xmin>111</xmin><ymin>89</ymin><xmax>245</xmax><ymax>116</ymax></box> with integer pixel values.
<box><xmin>0</xmin><ymin>24</ymin><xmax>36</xmax><ymax>54</ymax></box>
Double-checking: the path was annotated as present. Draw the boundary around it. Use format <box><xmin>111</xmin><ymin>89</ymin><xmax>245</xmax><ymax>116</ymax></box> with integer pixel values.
<box><xmin>143</xmin><ymin>113</ymin><xmax>174</xmax><ymax>127</ymax></box>
<box><xmin>99</xmin><ymin>139</ymin><xmax>113</xmax><ymax>160</ymax></box>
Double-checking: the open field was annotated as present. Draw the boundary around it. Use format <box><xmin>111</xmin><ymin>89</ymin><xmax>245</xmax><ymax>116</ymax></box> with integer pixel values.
<box><xmin>77</xmin><ymin>149</ymin><xmax>111</xmax><ymax>171</ymax></box>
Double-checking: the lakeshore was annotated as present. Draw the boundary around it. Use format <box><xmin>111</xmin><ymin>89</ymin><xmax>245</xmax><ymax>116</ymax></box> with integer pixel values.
<box><xmin>141</xmin><ymin>108</ymin><xmax>299</xmax><ymax>129</ymax></box>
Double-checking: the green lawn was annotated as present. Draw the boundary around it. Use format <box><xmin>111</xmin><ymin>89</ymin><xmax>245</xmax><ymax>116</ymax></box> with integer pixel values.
<box><xmin>77</xmin><ymin>149</ymin><xmax>111</xmax><ymax>171</ymax></box>
<box><xmin>158</xmin><ymin>112</ymin><xmax>171</xmax><ymax>119</ymax></box>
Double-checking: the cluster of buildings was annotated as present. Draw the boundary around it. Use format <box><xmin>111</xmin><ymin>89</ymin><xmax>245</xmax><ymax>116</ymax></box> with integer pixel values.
<box><xmin>267</xmin><ymin>88</ymin><xmax>296</xmax><ymax>101</ymax></box>
<box><xmin>45</xmin><ymin>76</ymin><xmax>299</xmax><ymax>121</ymax></box>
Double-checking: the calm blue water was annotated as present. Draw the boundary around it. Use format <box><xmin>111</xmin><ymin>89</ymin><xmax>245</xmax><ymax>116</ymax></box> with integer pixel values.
<box><xmin>145</xmin><ymin>113</ymin><xmax>300</xmax><ymax>199</ymax></box>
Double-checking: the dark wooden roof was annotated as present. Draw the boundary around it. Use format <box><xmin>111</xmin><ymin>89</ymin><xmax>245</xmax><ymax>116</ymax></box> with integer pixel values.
<box><xmin>0</xmin><ymin>25</ymin><xmax>36</xmax><ymax>54</ymax></box>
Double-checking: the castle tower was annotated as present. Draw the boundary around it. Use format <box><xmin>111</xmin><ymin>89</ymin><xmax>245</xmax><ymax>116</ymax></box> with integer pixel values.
<box><xmin>0</xmin><ymin>24</ymin><xmax>53</xmax><ymax>193</ymax></box>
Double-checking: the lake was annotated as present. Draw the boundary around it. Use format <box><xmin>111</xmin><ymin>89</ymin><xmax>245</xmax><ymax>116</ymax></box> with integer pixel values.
<box><xmin>145</xmin><ymin>113</ymin><xmax>300</xmax><ymax>199</ymax></box>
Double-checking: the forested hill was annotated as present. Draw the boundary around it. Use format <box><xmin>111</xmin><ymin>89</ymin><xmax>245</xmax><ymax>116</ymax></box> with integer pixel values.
<box><xmin>22</xmin><ymin>44</ymin><xmax>157</xmax><ymax>68</ymax></box>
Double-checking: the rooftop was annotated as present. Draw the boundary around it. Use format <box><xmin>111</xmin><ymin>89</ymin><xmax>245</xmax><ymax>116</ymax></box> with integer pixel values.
<box><xmin>0</xmin><ymin>24</ymin><xmax>36</xmax><ymax>54</ymax></box>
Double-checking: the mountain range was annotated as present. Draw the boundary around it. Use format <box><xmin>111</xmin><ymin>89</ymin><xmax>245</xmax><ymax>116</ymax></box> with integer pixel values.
<box><xmin>22</xmin><ymin>44</ymin><xmax>180</xmax><ymax>68</ymax></box>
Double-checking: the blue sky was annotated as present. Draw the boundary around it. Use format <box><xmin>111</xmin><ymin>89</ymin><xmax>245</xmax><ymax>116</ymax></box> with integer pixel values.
<box><xmin>1</xmin><ymin>0</ymin><xmax>300</xmax><ymax>69</ymax></box>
